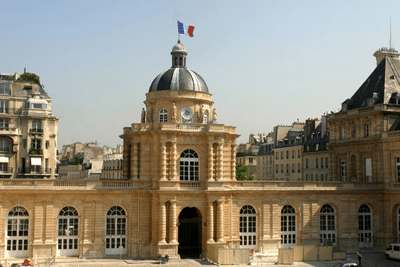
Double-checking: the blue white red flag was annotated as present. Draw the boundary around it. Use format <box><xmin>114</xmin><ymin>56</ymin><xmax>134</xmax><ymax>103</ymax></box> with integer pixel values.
<box><xmin>177</xmin><ymin>21</ymin><xmax>195</xmax><ymax>37</ymax></box>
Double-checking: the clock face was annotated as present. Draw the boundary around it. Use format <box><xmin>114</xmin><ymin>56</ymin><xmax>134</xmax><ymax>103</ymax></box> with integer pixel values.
<box><xmin>181</xmin><ymin>108</ymin><xmax>193</xmax><ymax>123</ymax></box>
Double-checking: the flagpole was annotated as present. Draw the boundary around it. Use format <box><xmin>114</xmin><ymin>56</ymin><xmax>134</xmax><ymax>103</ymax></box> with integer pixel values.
<box><xmin>177</xmin><ymin>20</ymin><xmax>180</xmax><ymax>43</ymax></box>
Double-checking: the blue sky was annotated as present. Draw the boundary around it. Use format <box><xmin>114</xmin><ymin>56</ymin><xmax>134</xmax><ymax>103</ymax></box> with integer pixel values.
<box><xmin>1</xmin><ymin>0</ymin><xmax>399</xmax><ymax>149</ymax></box>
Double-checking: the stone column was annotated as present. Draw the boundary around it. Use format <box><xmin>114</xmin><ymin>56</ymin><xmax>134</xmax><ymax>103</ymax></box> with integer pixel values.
<box><xmin>132</xmin><ymin>143</ymin><xmax>138</xmax><ymax>179</ymax></box>
<box><xmin>217</xmin><ymin>200</ymin><xmax>224</xmax><ymax>242</ymax></box>
<box><xmin>169</xmin><ymin>201</ymin><xmax>178</xmax><ymax>243</ymax></box>
<box><xmin>231</xmin><ymin>145</ymin><xmax>236</xmax><ymax>180</ymax></box>
<box><xmin>160</xmin><ymin>142</ymin><xmax>167</xmax><ymax>181</ymax></box>
<box><xmin>208</xmin><ymin>143</ymin><xmax>214</xmax><ymax>181</ymax></box>
<box><xmin>171</xmin><ymin>142</ymin><xmax>177</xmax><ymax>180</ymax></box>
<box><xmin>218</xmin><ymin>143</ymin><xmax>224</xmax><ymax>181</ymax></box>
<box><xmin>159</xmin><ymin>201</ymin><xmax>167</xmax><ymax>244</ymax></box>
<box><xmin>207</xmin><ymin>201</ymin><xmax>214</xmax><ymax>242</ymax></box>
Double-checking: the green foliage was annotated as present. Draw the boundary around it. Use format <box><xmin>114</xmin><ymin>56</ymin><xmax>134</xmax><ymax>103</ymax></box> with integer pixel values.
<box><xmin>73</xmin><ymin>156</ymin><xmax>80</xmax><ymax>165</ymax></box>
<box><xmin>236</xmin><ymin>152</ymin><xmax>246</xmax><ymax>157</ymax></box>
<box><xmin>20</xmin><ymin>72</ymin><xmax>41</xmax><ymax>85</ymax></box>
<box><xmin>236</xmin><ymin>162</ymin><xmax>254</xmax><ymax>181</ymax></box>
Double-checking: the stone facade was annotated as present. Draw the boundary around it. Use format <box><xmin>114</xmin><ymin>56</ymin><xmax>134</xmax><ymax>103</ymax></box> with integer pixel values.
<box><xmin>0</xmin><ymin>71</ymin><xmax>58</xmax><ymax>179</ymax></box>
<box><xmin>2</xmin><ymin>45</ymin><xmax>400</xmax><ymax>262</ymax></box>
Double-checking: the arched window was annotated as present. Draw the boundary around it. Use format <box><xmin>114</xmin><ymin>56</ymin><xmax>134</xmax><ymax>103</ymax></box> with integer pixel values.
<box><xmin>179</xmin><ymin>149</ymin><xmax>199</xmax><ymax>181</ymax></box>
<box><xmin>398</xmin><ymin>208</ymin><xmax>400</xmax><ymax>243</ymax></box>
<box><xmin>106</xmin><ymin>206</ymin><xmax>127</xmax><ymax>255</ymax></box>
<box><xmin>359</xmin><ymin>204</ymin><xmax>372</xmax><ymax>248</ymax></box>
<box><xmin>320</xmin><ymin>204</ymin><xmax>336</xmax><ymax>247</ymax></box>
<box><xmin>6</xmin><ymin>206</ymin><xmax>29</xmax><ymax>258</ymax></box>
<box><xmin>239</xmin><ymin>205</ymin><xmax>257</xmax><ymax>249</ymax></box>
<box><xmin>57</xmin><ymin>206</ymin><xmax>79</xmax><ymax>256</ymax></box>
<box><xmin>281</xmin><ymin>205</ymin><xmax>296</xmax><ymax>247</ymax></box>
<box><xmin>159</xmin><ymin>109</ymin><xmax>168</xmax><ymax>122</ymax></box>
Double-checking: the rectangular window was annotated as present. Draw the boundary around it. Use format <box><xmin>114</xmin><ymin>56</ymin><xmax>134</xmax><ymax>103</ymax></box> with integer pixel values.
<box><xmin>276</xmin><ymin>165</ymin><xmax>278</xmax><ymax>173</ymax></box>
<box><xmin>310</xmin><ymin>174</ymin><xmax>313</xmax><ymax>181</ymax></box>
<box><xmin>316</xmin><ymin>174</ymin><xmax>319</xmax><ymax>181</ymax></box>
<box><xmin>32</xmin><ymin>120</ymin><xmax>42</xmax><ymax>130</ymax></box>
<box><xmin>0</xmin><ymin>118</ymin><xmax>9</xmax><ymax>129</ymax></box>
<box><xmin>0</xmin><ymin>100</ymin><xmax>9</xmax><ymax>114</ymax></box>
<box><xmin>292</xmin><ymin>150</ymin><xmax>294</xmax><ymax>159</ymax></box>
<box><xmin>298</xmin><ymin>163</ymin><xmax>300</xmax><ymax>173</ymax></box>
<box><xmin>316</xmin><ymin>158</ymin><xmax>319</xmax><ymax>169</ymax></box>
<box><xmin>286</xmin><ymin>164</ymin><xmax>289</xmax><ymax>173</ymax></box>
<box><xmin>396</xmin><ymin>158</ymin><xmax>400</xmax><ymax>182</ymax></box>
<box><xmin>276</xmin><ymin>153</ymin><xmax>278</xmax><ymax>160</ymax></box>
<box><xmin>281</xmin><ymin>164</ymin><xmax>283</xmax><ymax>173</ymax></box>
<box><xmin>326</xmin><ymin>157</ymin><xmax>329</xmax><ymax>168</ymax></box>
<box><xmin>306</xmin><ymin>174</ymin><xmax>309</xmax><ymax>181</ymax></box>
<box><xmin>292</xmin><ymin>164</ymin><xmax>295</xmax><ymax>173</ymax></box>
<box><xmin>365</xmin><ymin>158</ymin><xmax>372</xmax><ymax>182</ymax></box>
<box><xmin>365</xmin><ymin>124</ymin><xmax>370</xmax><ymax>137</ymax></box>
<box><xmin>0</xmin><ymin>83</ymin><xmax>11</xmax><ymax>95</ymax></box>
<box><xmin>281</xmin><ymin>152</ymin><xmax>283</xmax><ymax>160</ymax></box>
<box><xmin>321</xmin><ymin>157</ymin><xmax>324</xmax><ymax>168</ymax></box>
<box><xmin>31</xmin><ymin>139</ymin><xmax>41</xmax><ymax>149</ymax></box>
<box><xmin>340</xmin><ymin>127</ymin><xmax>345</xmax><ymax>140</ymax></box>
<box><xmin>286</xmin><ymin>151</ymin><xmax>289</xmax><ymax>159</ymax></box>
<box><xmin>341</xmin><ymin>160</ymin><xmax>346</xmax><ymax>182</ymax></box>
<box><xmin>0</xmin><ymin>139</ymin><xmax>9</xmax><ymax>152</ymax></box>
<box><xmin>249</xmin><ymin>158</ymin><xmax>253</xmax><ymax>164</ymax></box>
<box><xmin>298</xmin><ymin>149</ymin><xmax>300</xmax><ymax>158</ymax></box>
<box><xmin>306</xmin><ymin>158</ymin><xmax>309</xmax><ymax>169</ymax></box>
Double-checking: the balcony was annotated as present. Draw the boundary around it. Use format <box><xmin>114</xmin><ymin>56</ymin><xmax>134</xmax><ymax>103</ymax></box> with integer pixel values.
<box><xmin>18</xmin><ymin>167</ymin><xmax>51</xmax><ymax>176</ymax></box>
<box><xmin>0</xmin><ymin>167</ymin><xmax>13</xmax><ymax>177</ymax></box>
<box><xmin>28</xmin><ymin>148</ymin><xmax>43</xmax><ymax>156</ymax></box>
<box><xmin>29</xmin><ymin>128</ymin><xmax>43</xmax><ymax>135</ymax></box>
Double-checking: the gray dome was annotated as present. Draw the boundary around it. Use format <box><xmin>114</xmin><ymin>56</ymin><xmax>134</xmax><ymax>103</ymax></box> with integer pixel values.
<box><xmin>148</xmin><ymin>41</ymin><xmax>209</xmax><ymax>93</ymax></box>
<box><xmin>149</xmin><ymin>68</ymin><xmax>209</xmax><ymax>93</ymax></box>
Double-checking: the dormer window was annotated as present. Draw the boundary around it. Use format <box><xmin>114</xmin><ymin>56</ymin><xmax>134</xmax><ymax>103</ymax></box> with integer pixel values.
<box><xmin>342</xmin><ymin>103</ymin><xmax>347</xmax><ymax>111</ymax></box>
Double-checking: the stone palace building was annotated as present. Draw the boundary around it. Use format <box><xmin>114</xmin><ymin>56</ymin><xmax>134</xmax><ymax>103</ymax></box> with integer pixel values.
<box><xmin>1</xmin><ymin>43</ymin><xmax>400</xmax><ymax>261</ymax></box>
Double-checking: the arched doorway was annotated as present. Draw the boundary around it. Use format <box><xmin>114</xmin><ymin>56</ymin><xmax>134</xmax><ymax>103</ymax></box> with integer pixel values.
<box><xmin>178</xmin><ymin>207</ymin><xmax>202</xmax><ymax>258</ymax></box>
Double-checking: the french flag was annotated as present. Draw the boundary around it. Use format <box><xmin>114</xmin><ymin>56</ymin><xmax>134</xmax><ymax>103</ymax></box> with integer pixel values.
<box><xmin>177</xmin><ymin>21</ymin><xmax>195</xmax><ymax>37</ymax></box>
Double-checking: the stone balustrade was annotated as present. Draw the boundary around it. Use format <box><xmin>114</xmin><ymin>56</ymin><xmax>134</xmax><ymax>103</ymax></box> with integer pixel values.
<box><xmin>0</xmin><ymin>179</ymin><xmax>394</xmax><ymax>191</ymax></box>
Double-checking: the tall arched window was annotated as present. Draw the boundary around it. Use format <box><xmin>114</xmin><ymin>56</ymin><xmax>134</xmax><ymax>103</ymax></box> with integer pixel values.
<box><xmin>239</xmin><ymin>205</ymin><xmax>257</xmax><ymax>249</ymax></box>
<box><xmin>398</xmin><ymin>208</ymin><xmax>400</xmax><ymax>243</ymax></box>
<box><xmin>320</xmin><ymin>204</ymin><xmax>337</xmax><ymax>247</ymax></box>
<box><xmin>159</xmin><ymin>109</ymin><xmax>168</xmax><ymax>122</ymax></box>
<box><xmin>6</xmin><ymin>206</ymin><xmax>29</xmax><ymax>258</ymax></box>
<box><xmin>359</xmin><ymin>204</ymin><xmax>372</xmax><ymax>248</ymax></box>
<box><xmin>57</xmin><ymin>206</ymin><xmax>79</xmax><ymax>256</ymax></box>
<box><xmin>180</xmin><ymin>149</ymin><xmax>199</xmax><ymax>181</ymax></box>
<box><xmin>281</xmin><ymin>205</ymin><xmax>296</xmax><ymax>247</ymax></box>
<box><xmin>106</xmin><ymin>206</ymin><xmax>127</xmax><ymax>255</ymax></box>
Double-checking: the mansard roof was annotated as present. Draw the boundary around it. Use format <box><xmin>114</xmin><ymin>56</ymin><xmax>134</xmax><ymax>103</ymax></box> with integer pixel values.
<box><xmin>342</xmin><ymin>48</ymin><xmax>400</xmax><ymax>111</ymax></box>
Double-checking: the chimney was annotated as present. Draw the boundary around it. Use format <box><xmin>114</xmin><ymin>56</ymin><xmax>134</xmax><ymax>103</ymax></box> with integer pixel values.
<box><xmin>373</xmin><ymin>47</ymin><xmax>400</xmax><ymax>66</ymax></box>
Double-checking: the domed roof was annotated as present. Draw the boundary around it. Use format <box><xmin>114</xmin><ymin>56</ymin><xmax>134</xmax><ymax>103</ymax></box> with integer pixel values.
<box><xmin>171</xmin><ymin>42</ymin><xmax>187</xmax><ymax>53</ymax></box>
<box><xmin>148</xmin><ymin>41</ymin><xmax>209</xmax><ymax>93</ymax></box>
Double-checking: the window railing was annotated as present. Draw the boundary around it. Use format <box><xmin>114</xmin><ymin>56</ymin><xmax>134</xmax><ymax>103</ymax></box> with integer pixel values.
<box><xmin>18</xmin><ymin>167</ymin><xmax>51</xmax><ymax>174</ymax></box>
<box><xmin>29</xmin><ymin>128</ymin><xmax>43</xmax><ymax>134</ymax></box>
<box><xmin>0</xmin><ymin>167</ymin><xmax>12</xmax><ymax>173</ymax></box>
<box><xmin>28</xmin><ymin>148</ymin><xmax>43</xmax><ymax>155</ymax></box>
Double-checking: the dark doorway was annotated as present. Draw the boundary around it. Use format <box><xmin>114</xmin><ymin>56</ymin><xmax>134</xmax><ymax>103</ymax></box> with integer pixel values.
<box><xmin>178</xmin><ymin>207</ymin><xmax>202</xmax><ymax>258</ymax></box>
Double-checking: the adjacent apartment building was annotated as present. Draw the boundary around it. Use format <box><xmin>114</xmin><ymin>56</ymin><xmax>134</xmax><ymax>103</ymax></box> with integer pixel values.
<box><xmin>0</xmin><ymin>71</ymin><xmax>58</xmax><ymax>179</ymax></box>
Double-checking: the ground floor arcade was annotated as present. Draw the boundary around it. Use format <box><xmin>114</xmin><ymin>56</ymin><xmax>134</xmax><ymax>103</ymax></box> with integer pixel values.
<box><xmin>0</xmin><ymin>187</ymin><xmax>399</xmax><ymax>260</ymax></box>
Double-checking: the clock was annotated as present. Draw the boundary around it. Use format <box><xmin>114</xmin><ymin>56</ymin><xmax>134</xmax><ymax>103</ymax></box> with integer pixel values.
<box><xmin>181</xmin><ymin>108</ymin><xmax>193</xmax><ymax>123</ymax></box>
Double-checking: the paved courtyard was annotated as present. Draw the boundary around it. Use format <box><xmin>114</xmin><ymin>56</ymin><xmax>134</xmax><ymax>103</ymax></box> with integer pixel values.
<box><xmin>4</xmin><ymin>252</ymin><xmax>400</xmax><ymax>267</ymax></box>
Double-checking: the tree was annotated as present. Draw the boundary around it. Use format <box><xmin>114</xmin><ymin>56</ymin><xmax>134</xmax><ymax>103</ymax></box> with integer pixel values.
<box><xmin>73</xmin><ymin>155</ymin><xmax>80</xmax><ymax>165</ymax></box>
<box><xmin>236</xmin><ymin>162</ymin><xmax>254</xmax><ymax>181</ymax></box>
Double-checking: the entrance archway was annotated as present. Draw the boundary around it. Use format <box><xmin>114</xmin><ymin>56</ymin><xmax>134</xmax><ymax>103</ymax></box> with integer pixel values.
<box><xmin>178</xmin><ymin>207</ymin><xmax>202</xmax><ymax>258</ymax></box>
